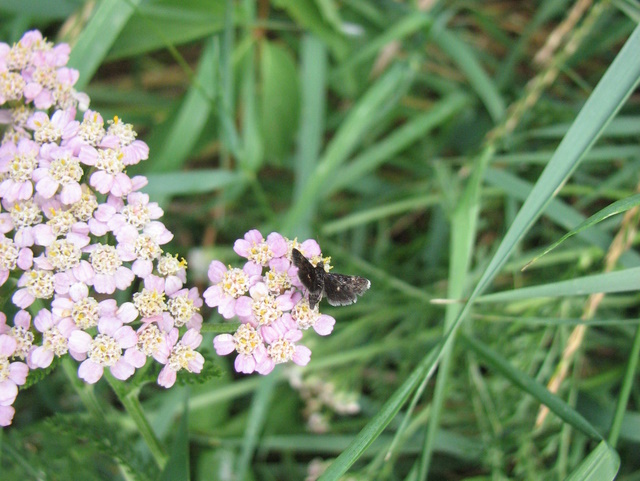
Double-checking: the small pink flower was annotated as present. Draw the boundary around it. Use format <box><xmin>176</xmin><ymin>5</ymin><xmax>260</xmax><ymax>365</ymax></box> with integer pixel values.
<box><xmin>234</xmin><ymin>230</ymin><xmax>288</xmax><ymax>268</ymax></box>
<box><xmin>157</xmin><ymin>328</ymin><xmax>204</xmax><ymax>388</ymax></box>
<box><xmin>68</xmin><ymin>318</ymin><xmax>138</xmax><ymax>383</ymax></box>
<box><xmin>83</xmin><ymin>242</ymin><xmax>135</xmax><ymax>294</ymax></box>
<box><xmin>0</xmin><ymin>138</ymin><xmax>40</xmax><ymax>202</ymax></box>
<box><xmin>213</xmin><ymin>323</ymin><xmax>268</xmax><ymax>375</ymax></box>
<box><xmin>256</xmin><ymin>314</ymin><xmax>310</xmax><ymax>375</ymax></box>
<box><xmin>204</xmin><ymin>261</ymin><xmax>258</xmax><ymax>319</ymax></box>
<box><xmin>27</xmin><ymin>308</ymin><xmax>76</xmax><ymax>369</ymax></box>
<box><xmin>0</xmin><ymin>346</ymin><xmax>29</xmax><ymax>406</ymax></box>
<box><xmin>79</xmin><ymin>145</ymin><xmax>133</xmax><ymax>197</ymax></box>
<box><xmin>165</xmin><ymin>287</ymin><xmax>203</xmax><ymax>331</ymax></box>
<box><xmin>32</xmin><ymin>145</ymin><xmax>83</xmax><ymax>204</ymax></box>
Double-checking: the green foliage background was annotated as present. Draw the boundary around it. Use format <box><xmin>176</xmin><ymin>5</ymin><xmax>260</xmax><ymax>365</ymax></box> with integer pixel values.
<box><xmin>2</xmin><ymin>0</ymin><xmax>640</xmax><ymax>480</ymax></box>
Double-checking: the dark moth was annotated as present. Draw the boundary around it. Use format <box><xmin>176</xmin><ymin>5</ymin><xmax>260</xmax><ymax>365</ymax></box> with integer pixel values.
<box><xmin>292</xmin><ymin>248</ymin><xmax>371</xmax><ymax>309</ymax></box>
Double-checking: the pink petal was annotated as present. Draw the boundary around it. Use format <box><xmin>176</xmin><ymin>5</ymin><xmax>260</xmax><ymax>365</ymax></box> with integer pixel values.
<box><xmin>292</xmin><ymin>345</ymin><xmax>311</xmax><ymax>366</ymax></box>
<box><xmin>165</xmin><ymin>276</ymin><xmax>183</xmax><ymax>296</ymax></box>
<box><xmin>0</xmin><ymin>380</ymin><xmax>18</xmax><ymax>405</ymax></box>
<box><xmin>68</xmin><ymin>330</ymin><xmax>93</xmax><ymax>353</ymax></box>
<box><xmin>233</xmin><ymin>239</ymin><xmax>251</xmax><ymax>257</ymax></box>
<box><xmin>213</xmin><ymin>334</ymin><xmax>236</xmax><ymax>355</ymax></box>
<box><xmin>0</xmin><ymin>335</ymin><xmax>17</xmax><ymax>356</ymax></box>
<box><xmin>313</xmin><ymin>314</ymin><xmax>335</xmax><ymax>336</ymax></box>
<box><xmin>266</xmin><ymin>232</ymin><xmax>287</xmax><ymax>257</ymax></box>
<box><xmin>260</xmin><ymin>325</ymin><xmax>278</xmax><ymax>344</ymax></box>
<box><xmin>124</xmin><ymin>348</ymin><xmax>147</xmax><ymax>368</ymax></box>
<box><xmin>207</xmin><ymin>260</ymin><xmax>227</xmax><ymax>284</ymax></box>
<box><xmin>114</xmin><ymin>325</ymin><xmax>137</xmax><ymax>349</ymax></box>
<box><xmin>182</xmin><ymin>329</ymin><xmax>202</xmax><ymax>349</ymax></box>
<box><xmin>284</xmin><ymin>329</ymin><xmax>303</xmax><ymax>343</ymax></box>
<box><xmin>13</xmin><ymin>310</ymin><xmax>31</xmax><ymax>329</ymax></box>
<box><xmin>0</xmin><ymin>405</ymin><xmax>15</xmax><ymax>426</ymax></box>
<box><xmin>117</xmin><ymin>302</ymin><xmax>138</xmax><ymax>324</ymax></box>
<box><xmin>243</xmin><ymin>261</ymin><xmax>262</xmax><ymax>277</ymax></box>
<box><xmin>36</xmin><ymin>177</ymin><xmax>59</xmax><ymax>198</ymax></box>
<box><xmin>187</xmin><ymin>352</ymin><xmax>204</xmax><ymax>373</ymax></box>
<box><xmin>17</xmin><ymin>248</ymin><xmax>33</xmax><ymax>270</ymax></box>
<box><xmin>235</xmin><ymin>354</ymin><xmax>256</xmax><ymax>374</ymax></box>
<box><xmin>110</xmin><ymin>172</ymin><xmax>133</xmax><ymax>197</ymax></box>
<box><xmin>110</xmin><ymin>359</ymin><xmax>135</xmax><ymax>380</ymax></box>
<box><xmin>300</xmin><ymin>239</ymin><xmax>321</xmax><ymax>257</ymax></box>
<box><xmin>33</xmin><ymin>309</ymin><xmax>54</xmax><ymax>332</ymax></box>
<box><xmin>158</xmin><ymin>365</ymin><xmax>177</xmax><ymax>388</ymax></box>
<box><xmin>114</xmin><ymin>267</ymin><xmax>135</xmax><ymax>290</ymax></box>
<box><xmin>203</xmin><ymin>285</ymin><xmax>223</xmax><ymax>307</ymax></box>
<box><xmin>60</xmin><ymin>182</ymin><xmax>82</xmax><ymax>204</ymax></box>
<box><xmin>234</xmin><ymin>296</ymin><xmax>253</xmax><ymax>318</ymax></box>
<box><xmin>78</xmin><ymin>359</ymin><xmax>104</xmax><ymax>384</ymax></box>
<box><xmin>30</xmin><ymin>346</ymin><xmax>54</xmax><ymax>369</ymax></box>
<box><xmin>94</xmin><ymin>273</ymin><xmax>116</xmax><ymax>294</ymax></box>
<box><xmin>12</xmin><ymin>288</ymin><xmax>35</xmax><ymax>309</ymax></box>
<box><xmin>255</xmin><ymin>356</ymin><xmax>275</xmax><ymax>375</ymax></box>
<box><xmin>218</xmin><ymin>296</ymin><xmax>237</xmax><ymax>319</ymax></box>
<box><xmin>244</xmin><ymin>229</ymin><xmax>264</xmax><ymax>244</ymax></box>
<box><xmin>90</xmin><ymin>170</ymin><xmax>113</xmax><ymax>194</ymax></box>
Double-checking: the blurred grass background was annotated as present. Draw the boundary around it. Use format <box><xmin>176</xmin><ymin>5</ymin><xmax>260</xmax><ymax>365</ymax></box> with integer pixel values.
<box><xmin>2</xmin><ymin>0</ymin><xmax>640</xmax><ymax>479</ymax></box>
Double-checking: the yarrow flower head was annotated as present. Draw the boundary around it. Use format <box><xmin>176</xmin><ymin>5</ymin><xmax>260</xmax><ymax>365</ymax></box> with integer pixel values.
<box><xmin>0</xmin><ymin>30</ymin><xmax>204</xmax><ymax>426</ymax></box>
<box><xmin>208</xmin><ymin>230</ymin><xmax>340</xmax><ymax>375</ymax></box>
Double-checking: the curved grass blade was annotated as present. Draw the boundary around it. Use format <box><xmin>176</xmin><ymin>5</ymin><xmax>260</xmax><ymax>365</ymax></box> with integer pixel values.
<box><xmin>523</xmin><ymin>193</ymin><xmax>640</xmax><ymax>270</ymax></box>
<box><xmin>465</xmin><ymin>24</ymin><xmax>640</xmax><ymax>303</ymax></box>
<box><xmin>564</xmin><ymin>440</ymin><xmax>620</xmax><ymax>481</ymax></box>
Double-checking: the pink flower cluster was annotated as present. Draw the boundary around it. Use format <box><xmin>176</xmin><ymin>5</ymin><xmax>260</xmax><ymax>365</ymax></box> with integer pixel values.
<box><xmin>0</xmin><ymin>31</ymin><xmax>204</xmax><ymax>426</ymax></box>
<box><xmin>206</xmin><ymin>230</ymin><xmax>336</xmax><ymax>375</ymax></box>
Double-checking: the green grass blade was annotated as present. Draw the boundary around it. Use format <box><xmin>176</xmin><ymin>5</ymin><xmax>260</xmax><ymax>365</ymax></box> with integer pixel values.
<box><xmin>293</xmin><ymin>35</ymin><xmax>327</xmax><ymax>239</ymax></box>
<box><xmin>282</xmin><ymin>62</ymin><xmax>414</xmax><ymax>234</ymax></box>
<box><xmin>524</xmin><ymin>192</ymin><xmax>640</xmax><ymax>269</ymax></box>
<box><xmin>477</xmin><ymin>266</ymin><xmax>640</xmax><ymax>302</ymax></box>
<box><xmin>486</xmin><ymin>167</ymin><xmax>640</xmax><ymax>267</ymax></box>
<box><xmin>146</xmin><ymin>37</ymin><xmax>218</xmax><ymax>173</ymax></box>
<box><xmin>460</xmin><ymin>333</ymin><xmax>604</xmax><ymax>440</ymax></box>
<box><xmin>235</xmin><ymin>374</ymin><xmax>277</xmax><ymax>481</ymax></box>
<box><xmin>158</xmin><ymin>393</ymin><xmax>190</xmax><ymax>481</ymax></box>
<box><xmin>467</xmin><ymin>24</ymin><xmax>640</xmax><ymax>302</ymax></box>
<box><xmin>326</xmin><ymin>92</ymin><xmax>469</xmax><ymax>197</ymax></box>
<box><xmin>317</xmin><ymin>347</ymin><xmax>439</xmax><ymax>480</ymax></box>
<box><xmin>321</xmin><ymin>194</ymin><xmax>439</xmax><ymax>235</ymax></box>
<box><xmin>333</xmin><ymin>12</ymin><xmax>433</xmax><ymax>75</ymax></box>
<box><xmin>432</xmin><ymin>28</ymin><xmax>506</xmax><ymax>122</ymax></box>
<box><xmin>66</xmin><ymin>0</ymin><xmax>142</xmax><ymax>89</ymax></box>
<box><xmin>563</xmin><ymin>440</ymin><xmax>620</xmax><ymax>481</ymax></box>
<box><xmin>142</xmin><ymin>170</ymin><xmax>243</xmax><ymax>206</ymax></box>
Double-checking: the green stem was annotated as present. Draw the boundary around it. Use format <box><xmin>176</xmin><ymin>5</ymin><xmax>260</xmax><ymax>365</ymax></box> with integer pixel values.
<box><xmin>104</xmin><ymin>372</ymin><xmax>168</xmax><ymax>469</ymax></box>
<box><xmin>607</xmin><ymin>324</ymin><xmax>640</xmax><ymax>447</ymax></box>
<box><xmin>61</xmin><ymin>357</ymin><xmax>104</xmax><ymax>418</ymax></box>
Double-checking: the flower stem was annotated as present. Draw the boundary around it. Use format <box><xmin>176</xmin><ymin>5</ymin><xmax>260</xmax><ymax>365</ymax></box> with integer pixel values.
<box><xmin>104</xmin><ymin>372</ymin><xmax>168</xmax><ymax>469</ymax></box>
<box><xmin>61</xmin><ymin>357</ymin><xmax>104</xmax><ymax>418</ymax></box>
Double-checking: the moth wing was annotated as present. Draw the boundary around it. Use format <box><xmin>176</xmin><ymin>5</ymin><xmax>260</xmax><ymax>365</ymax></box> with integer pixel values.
<box><xmin>324</xmin><ymin>273</ymin><xmax>371</xmax><ymax>306</ymax></box>
<box><xmin>292</xmin><ymin>248</ymin><xmax>325</xmax><ymax>308</ymax></box>
<box><xmin>292</xmin><ymin>249</ymin><xmax>315</xmax><ymax>290</ymax></box>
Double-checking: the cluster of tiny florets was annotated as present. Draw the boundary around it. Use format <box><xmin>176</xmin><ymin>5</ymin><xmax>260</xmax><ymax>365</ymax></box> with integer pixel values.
<box><xmin>0</xmin><ymin>31</ymin><xmax>204</xmax><ymax>427</ymax></box>
<box><xmin>207</xmin><ymin>229</ymin><xmax>336</xmax><ymax>375</ymax></box>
